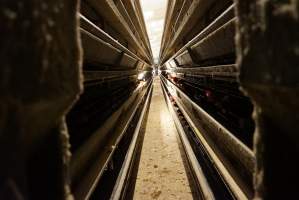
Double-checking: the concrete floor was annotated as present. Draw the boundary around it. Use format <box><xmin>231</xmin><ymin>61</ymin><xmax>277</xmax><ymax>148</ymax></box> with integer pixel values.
<box><xmin>133</xmin><ymin>77</ymin><xmax>193</xmax><ymax>200</ymax></box>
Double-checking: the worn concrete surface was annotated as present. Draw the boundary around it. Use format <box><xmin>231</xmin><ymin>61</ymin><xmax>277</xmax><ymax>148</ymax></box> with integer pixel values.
<box><xmin>133</xmin><ymin>77</ymin><xmax>193</xmax><ymax>200</ymax></box>
<box><xmin>235</xmin><ymin>1</ymin><xmax>299</xmax><ymax>199</ymax></box>
<box><xmin>0</xmin><ymin>1</ymin><xmax>82</xmax><ymax>199</ymax></box>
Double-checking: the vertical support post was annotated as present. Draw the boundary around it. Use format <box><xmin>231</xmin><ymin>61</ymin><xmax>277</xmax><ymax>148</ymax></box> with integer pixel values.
<box><xmin>0</xmin><ymin>1</ymin><xmax>82</xmax><ymax>199</ymax></box>
<box><xmin>235</xmin><ymin>0</ymin><xmax>299</xmax><ymax>199</ymax></box>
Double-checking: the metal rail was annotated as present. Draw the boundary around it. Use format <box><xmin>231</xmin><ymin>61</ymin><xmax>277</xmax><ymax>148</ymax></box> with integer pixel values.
<box><xmin>71</xmin><ymin>79</ymin><xmax>153</xmax><ymax>200</ymax></box>
<box><xmin>161</xmin><ymin>75</ymin><xmax>255</xmax><ymax>169</ymax></box>
<box><xmin>172</xmin><ymin>64</ymin><xmax>238</xmax><ymax>79</ymax></box>
<box><xmin>161</xmin><ymin>4</ymin><xmax>235</xmax><ymax>65</ymax></box>
<box><xmin>161</xmin><ymin>78</ymin><xmax>216</xmax><ymax>200</ymax></box>
<box><xmin>80</xmin><ymin>15</ymin><xmax>149</xmax><ymax>66</ymax></box>
<box><xmin>189</xmin><ymin>18</ymin><xmax>236</xmax><ymax>64</ymax></box>
<box><xmin>160</xmin><ymin>75</ymin><xmax>255</xmax><ymax>199</ymax></box>
<box><xmin>83</xmin><ymin>70</ymin><xmax>137</xmax><ymax>82</ymax></box>
<box><xmin>160</xmin><ymin>0</ymin><xmax>219</xmax><ymax>63</ymax></box>
<box><xmin>84</xmin><ymin>0</ymin><xmax>152</xmax><ymax>63</ymax></box>
<box><xmin>110</xmin><ymin>81</ymin><xmax>153</xmax><ymax>200</ymax></box>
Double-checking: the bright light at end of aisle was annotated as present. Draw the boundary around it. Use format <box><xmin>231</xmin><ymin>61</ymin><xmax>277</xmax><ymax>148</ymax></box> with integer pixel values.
<box><xmin>140</xmin><ymin>0</ymin><xmax>167</xmax><ymax>64</ymax></box>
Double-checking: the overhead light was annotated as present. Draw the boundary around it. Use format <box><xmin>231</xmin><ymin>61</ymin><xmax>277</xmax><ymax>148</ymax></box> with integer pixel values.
<box><xmin>144</xmin><ymin>11</ymin><xmax>154</xmax><ymax>20</ymax></box>
<box><xmin>138</xmin><ymin>72</ymin><xmax>145</xmax><ymax>81</ymax></box>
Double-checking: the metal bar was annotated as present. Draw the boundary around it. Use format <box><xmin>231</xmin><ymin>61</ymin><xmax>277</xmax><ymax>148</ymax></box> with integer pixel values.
<box><xmin>160</xmin><ymin>0</ymin><xmax>219</xmax><ymax>63</ymax></box>
<box><xmin>85</xmin><ymin>0</ymin><xmax>152</xmax><ymax>62</ymax></box>
<box><xmin>81</xmin><ymin>28</ymin><xmax>122</xmax><ymax>67</ymax></box>
<box><xmin>161</xmin><ymin>76</ymin><xmax>252</xmax><ymax>199</ymax></box>
<box><xmin>160</xmin><ymin>75</ymin><xmax>255</xmax><ymax>173</ymax></box>
<box><xmin>174</xmin><ymin>64</ymin><xmax>238</xmax><ymax>78</ymax></box>
<box><xmin>80</xmin><ymin>15</ymin><xmax>147</xmax><ymax>65</ymax></box>
<box><xmin>160</xmin><ymin>79</ymin><xmax>216</xmax><ymax>200</ymax></box>
<box><xmin>110</xmin><ymin>81</ymin><xmax>153</xmax><ymax>200</ymax></box>
<box><xmin>71</xmin><ymin>79</ymin><xmax>153</xmax><ymax>200</ymax></box>
<box><xmin>161</xmin><ymin>4</ymin><xmax>235</xmax><ymax>65</ymax></box>
<box><xmin>83</xmin><ymin>70</ymin><xmax>137</xmax><ymax>82</ymax></box>
<box><xmin>190</xmin><ymin>18</ymin><xmax>236</xmax><ymax>62</ymax></box>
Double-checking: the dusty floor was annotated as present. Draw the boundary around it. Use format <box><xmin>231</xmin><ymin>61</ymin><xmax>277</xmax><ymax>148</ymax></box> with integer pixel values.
<box><xmin>133</xmin><ymin>77</ymin><xmax>193</xmax><ymax>200</ymax></box>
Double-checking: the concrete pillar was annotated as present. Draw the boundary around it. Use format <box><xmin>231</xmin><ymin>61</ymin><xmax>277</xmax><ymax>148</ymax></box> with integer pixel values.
<box><xmin>235</xmin><ymin>0</ymin><xmax>299</xmax><ymax>199</ymax></box>
<box><xmin>0</xmin><ymin>1</ymin><xmax>82</xmax><ymax>199</ymax></box>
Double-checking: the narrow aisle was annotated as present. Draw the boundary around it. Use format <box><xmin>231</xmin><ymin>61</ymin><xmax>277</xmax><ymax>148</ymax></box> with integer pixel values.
<box><xmin>133</xmin><ymin>77</ymin><xmax>193</xmax><ymax>200</ymax></box>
